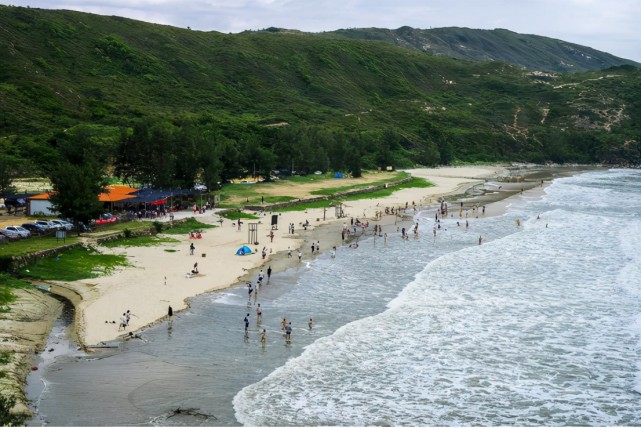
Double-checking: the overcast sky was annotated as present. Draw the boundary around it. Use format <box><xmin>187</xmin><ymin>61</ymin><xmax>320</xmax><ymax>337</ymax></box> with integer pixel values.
<box><xmin>2</xmin><ymin>0</ymin><xmax>640</xmax><ymax>62</ymax></box>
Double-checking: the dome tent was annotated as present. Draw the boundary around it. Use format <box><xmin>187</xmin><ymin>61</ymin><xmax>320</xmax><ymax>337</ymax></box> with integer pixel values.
<box><xmin>236</xmin><ymin>245</ymin><xmax>252</xmax><ymax>256</ymax></box>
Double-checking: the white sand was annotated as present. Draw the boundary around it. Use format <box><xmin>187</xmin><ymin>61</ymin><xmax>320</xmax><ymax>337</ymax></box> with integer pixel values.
<box><xmin>53</xmin><ymin>166</ymin><xmax>505</xmax><ymax>346</ymax></box>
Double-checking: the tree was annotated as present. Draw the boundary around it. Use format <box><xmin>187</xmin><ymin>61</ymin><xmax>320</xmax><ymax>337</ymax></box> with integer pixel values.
<box><xmin>44</xmin><ymin>126</ymin><xmax>110</xmax><ymax>226</ymax></box>
<box><xmin>49</xmin><ymin>159</ymin><xmax>106</xmax><ymax>225</ymax></box>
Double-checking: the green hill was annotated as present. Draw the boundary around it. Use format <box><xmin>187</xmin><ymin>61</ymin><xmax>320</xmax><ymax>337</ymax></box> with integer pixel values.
<box><xmin>323</xmin><ymin>27</ymin><xmax>640</xmax><ymax>73</ymax></box>
<box><xmin>0</xmin><ymin>5</ymin><xmax>640</xmax><ymax>195</ymax></box>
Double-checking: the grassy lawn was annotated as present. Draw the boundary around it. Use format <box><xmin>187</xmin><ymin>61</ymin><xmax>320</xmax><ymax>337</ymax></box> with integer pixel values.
<box><xmin>273</xmin><ymin>177</ymin><xmax>432</xmax><ymax>212</ymax></box>
<box><xmin>162</xmin><ymin>218</ymin><xmax>217</xmax><ymax>235</ymax></box>
<box><xmin>101</xmin><ymin>235</ymin><xmax>180</xmax><ymax>248</ymax></box>
<box><xmin>0</xmin><ymin>273</ymin><xmax>31</xmax><ymax>312</ymax></box>
<box><xmin>18</xmin><ymin>246</ymin><xmax>130</xmax><ymax>281</ymax></box>
<box><xmin>216</xmin><ymin>171</ymin><xmax>410</xmax><ymax>208</ymax></box>
<box><xmin>340</xmin><ymin>177</ymin><xmax>432</xmax><ymax>200</ymax></box>
<box><xmin>0</xmin><ymin>235</ymin><xmax>81</xmax><ymax>257</ymax></box>
<box><xmin>220</xmin><ymin>211</ymin><xmax>260</xmax><ymax>220</ymax></box>
<box><xmin>91</xmin><ymin>220</ymin><xmax>155</xmax><ymax>234</ymax></box>
<box><xmin>274</xmin><ymin>200</ymin><xmax>337</xmax><ymax>212</ymax></box>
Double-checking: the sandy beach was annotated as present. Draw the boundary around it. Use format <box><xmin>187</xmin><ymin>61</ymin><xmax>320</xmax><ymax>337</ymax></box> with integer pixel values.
<box><xmin>41</xmin><ymin>166</ymin><xmax>510</xmax><ymax>347</ymax></box>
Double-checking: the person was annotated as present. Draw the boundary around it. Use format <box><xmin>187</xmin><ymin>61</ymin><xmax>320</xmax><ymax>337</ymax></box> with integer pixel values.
<box><xmin>267</xmin><ymin>266</ymin><xmax>272</xmax><ymax>281</ymax></box>
<box><xmin>281</xmin><ymin>318</ymin><xmax>287</xmax><ymax>330</ymax></box>
<box><xmin>298</xmin><ymin>250</ymin><xmax>302</xmax><ymax>261</ymax></box>
<box><xmin>285</xmin><ymin>322</ymin><xmax>292</xmax><ymax>342</ymax></box>
<box><xmin>269</xmin><ymin>230</ymin><xmax>274</xmax><ymax>242</ymax></box>
<box><xmin>308</xmin><ymin>318</ymin><xmax>313</xmax><ymax>330</ymax></box>
<box><xmin>311</xmin><ymin>243</ymin><xmax>315</xmax><ymax>254</ymax></box>
<box><xmin>260</xmin><ymin>329</ymin><xmax>266</xmax><ymax>345</ymax></box>
<box><xmin>119</xmin><ymin>313</ymin><xmax>128</xmax><ymax>331</ymax></box>
<box><xmin>125</xmin><ymin>310</ymin><xmax>131</xmax><ymax>326</ymax></box>
<box><xmin>247</xmin><ymin>282</ymin><xmax>254</xmax><ymax>298</ymax></box>
<box><xmin>191</xmin><ymin>263</ymin><xmax>199</xmax><ymax>274</ymax></box>
<box><xmin>168</xmin><ymin>305</ymin><xmax>173</xmax><ymax>317</ymax></box>
<box><xmin>479</xmin><ymin>235</ymin><xmax>483</xmax><ymax>245</ymax></box>
<box><xmin>258</xmin><ymin>270</ymin><xmax>264</xmax><ymax>283</ymax></box>
<box><xmin>189</xmin><ymin>242</ymin><xmax>195</xmax><ymax>255</ymax></box>
<box><xmin>262</xmin><ymin>247</ymin><xmax>267</xmax><ymax>260</ymax></box>
<box><xmin>287</xmin><ymin>247</ymin><xmax>292</xmax><ymax>258</ymax></box>
<box><xmin>331</xmin><ymin>246</ymin><xmax>336</xmax><ymax>258</ymax></box>
<box><xmin>244</xmin><ymin>313</ymin><xmax>250</xmax><ymax>332</ymax></box>
<box><xmin>256</xmin><ymin>303</ymin><xmax>262</xmax><ymax>322</ymax></box>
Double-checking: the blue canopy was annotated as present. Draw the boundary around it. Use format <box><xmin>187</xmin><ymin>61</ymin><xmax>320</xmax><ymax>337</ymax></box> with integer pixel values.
<box><xmin>334</xmin><ymin>172</ymin><xmax>343</xmax><ymax>178</ymax></box>
<box><xmin>236</xmin><ymin>245</ymin><xmax>252</xmax><ymax>256</ymax></box>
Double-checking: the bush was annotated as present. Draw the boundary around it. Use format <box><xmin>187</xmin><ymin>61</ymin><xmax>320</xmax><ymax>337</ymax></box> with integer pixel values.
<box><xmin>152</xmin><ymin>221</ymin><xmax>163</xmax><ymax>233</ymax></box>
<box><xmin>123</xmin><ymin>228</ymin><xmax>132</xmax><ymax>238</ymax></box>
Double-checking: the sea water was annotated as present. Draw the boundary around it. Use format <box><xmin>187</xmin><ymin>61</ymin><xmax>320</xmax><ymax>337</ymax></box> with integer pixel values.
<box><xmin>29</xmin><ymin>169</ymin><xmax>641</xmax><ymax>426</ymax></box>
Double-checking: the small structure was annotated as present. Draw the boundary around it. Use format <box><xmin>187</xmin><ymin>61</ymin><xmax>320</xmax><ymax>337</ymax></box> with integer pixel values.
<box><xmin>248</xmin><ymin>223</ymin><xmax>258</xmax><ymax>245</ymax></box>
<box><xmin>271</xmin><ymin>214</ymin><xmax>278</xmax><ymax>230</ymax></box>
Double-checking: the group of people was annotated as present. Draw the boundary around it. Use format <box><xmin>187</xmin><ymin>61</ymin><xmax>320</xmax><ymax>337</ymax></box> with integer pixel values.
<box><xmin>118</xmin><ymin>309</ymin><xmax>133</xmax><ymax>331</ymax></box>
<box><xmin>241</xmin><ymin>269</ymin><xmax>314</xmax><ymax>346</ymax></box>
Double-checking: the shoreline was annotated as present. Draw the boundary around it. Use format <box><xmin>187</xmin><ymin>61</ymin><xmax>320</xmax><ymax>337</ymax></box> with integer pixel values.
<box><xmin>4</xmin><ymin>164</ymin><xmax>598</xmax><ymax>418</ymax></box>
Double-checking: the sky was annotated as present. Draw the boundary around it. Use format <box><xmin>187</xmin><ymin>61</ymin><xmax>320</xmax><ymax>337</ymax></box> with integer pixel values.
<box><xmin>1</xmin><ymin>0</ymin><xmax>640</xmax><ymax>62</ymax></box>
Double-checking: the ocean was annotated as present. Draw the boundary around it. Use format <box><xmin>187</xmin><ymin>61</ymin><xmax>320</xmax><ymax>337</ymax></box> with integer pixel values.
<box><xmin>28</xmin><ymin>168</ymin><xmax>641</xmax><ymax>426</ymax></box>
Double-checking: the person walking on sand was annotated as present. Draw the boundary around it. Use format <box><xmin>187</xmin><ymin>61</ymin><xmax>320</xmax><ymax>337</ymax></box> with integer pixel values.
<box><xmin>256</xmin><ymin>303</ymin><xmax>262</xmax><ymax>323</ymax></box>
<box><xmin>269</xmin><ymin>230</ymin><xmax>274</xmax><ymax>242</ymax></box>
<box><xmin>189</xmin><ymin>242</ymin><xmax>195</xmax><ymax>255</ymax></box>
<box><xmin>119</xmin><ymin>313</ymin><xmax>128</xmax><ymax>331</ymax></box>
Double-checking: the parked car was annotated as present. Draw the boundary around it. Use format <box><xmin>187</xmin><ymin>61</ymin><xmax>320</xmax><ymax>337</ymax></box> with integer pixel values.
<box><xmin>3</xmin><ymin>225</ymin><xmax>31</xmax><ymax>238</ymax></box>
<box><xmin>95</xmin><ymin>213</ymin><xmax>118</xmax><ymax>225</ymax></box>
<box><xmin>35</xmin><ymin>220</ymin><xmax>58</xmax><ymax>231</ymax></box>
<box><xmin>51</xmin><ymin>219</ymin><xmax>74</xmax><ymax>231</ymax></box>
<box><xmin>0</xmin><ymin>228</ymin><xmax>22</xmax><ymax>241</ymax></box>
<box><xmin>22</xmin><ymin>222</ymin><xmax>48</xmax><ymax>235</ymax></box>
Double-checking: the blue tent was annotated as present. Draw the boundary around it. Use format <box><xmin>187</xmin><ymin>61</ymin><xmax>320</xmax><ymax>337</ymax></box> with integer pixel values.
<box><xmin>236</xmin><ymin>245</ymin><xmax>253</xmax><ymax>256</ymax></box>
<box><xmin>334</xmin><ymin>172</ymin><xmax>343</xmax><ymax>178</ymax></box>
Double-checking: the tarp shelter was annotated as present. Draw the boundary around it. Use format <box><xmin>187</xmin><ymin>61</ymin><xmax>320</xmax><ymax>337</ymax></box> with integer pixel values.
<box><xmin>128</xmin><ymin>188</ymin><xmax>192</xmax><ymax>205</ymax></box>
<box><xmin>236</xmin><ymin>245</ymin><xmax>252</xmax><ymax>256</ymax></box>
<box><xmin>334</xmin><ymin>172</ymin><xmax>343</xmax><ymax>178</ymax></box>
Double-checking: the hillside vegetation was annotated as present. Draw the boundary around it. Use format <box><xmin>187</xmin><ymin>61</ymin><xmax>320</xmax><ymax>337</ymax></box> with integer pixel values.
<box><xmin>0</xmin><ymin>5</ymin><xmax>640</xmax><ymax>201</ymax></box>
<box><xmin>325</xmin><ymin>26</ymin><xmax>640</xmax><ymax>73</ymax></box>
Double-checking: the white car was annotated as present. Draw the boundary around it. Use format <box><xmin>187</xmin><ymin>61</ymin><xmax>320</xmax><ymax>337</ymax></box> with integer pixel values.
<box><xmin>3</xmin><ymin>225</ymin><xmax>31</xmax><ymax>238</ymax></box>
<box><xmin>35</xmin><ymin>220</ymin><xmax>58</xmax><ymax>230</ymax></box>
<box><xmin>51</xmin><ymin>220</ymin><xmax>74</xmax><ymax>231</ymax></box>
<box><xmin>194</xmin><ymin>183</ymin><xmax>207</xmax><ymax>191</ymax></box>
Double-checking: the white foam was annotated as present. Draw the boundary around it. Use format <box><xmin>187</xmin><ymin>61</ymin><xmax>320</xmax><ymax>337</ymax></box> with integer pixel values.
<box><xmin>234</xmin><ymin>169</ymin><xmax>641</xmax><ymax>426</ymax></box>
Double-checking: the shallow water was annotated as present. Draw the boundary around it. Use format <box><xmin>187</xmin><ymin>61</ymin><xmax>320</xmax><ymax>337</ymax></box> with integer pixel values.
<box><xmin>29</xmin><ymin>169</ymin><xmax>641</xmax><ymax>426</ymax></box>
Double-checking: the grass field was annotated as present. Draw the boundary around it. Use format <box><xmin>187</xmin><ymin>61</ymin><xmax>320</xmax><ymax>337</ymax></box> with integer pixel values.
<box><xmin>18</xmin><ymin>246</ymin><xmax>130</xmax><ymax>281</ymax></box>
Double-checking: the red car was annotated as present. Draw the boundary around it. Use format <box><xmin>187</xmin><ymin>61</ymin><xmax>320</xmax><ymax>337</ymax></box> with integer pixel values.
<box><xmin>95</xmin><ymin>213</ymin><xmax>118</xmax><ymax>225</ymax></box>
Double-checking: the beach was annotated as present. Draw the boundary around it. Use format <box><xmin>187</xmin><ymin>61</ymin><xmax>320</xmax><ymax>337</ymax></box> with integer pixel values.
<box><xmin>4</xmin><ymin>164</ymin><xmax>590</xmax><ymax>421</ymax></box>
<box><xmin>46</xmin><ymin>165</ymin><xmax>512</xmax><ymax>347</ymax></box>
<box><xmin>23</xmin><ymin>165</ymin><xmax>641</xmax><ymax>427</ymax></box>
